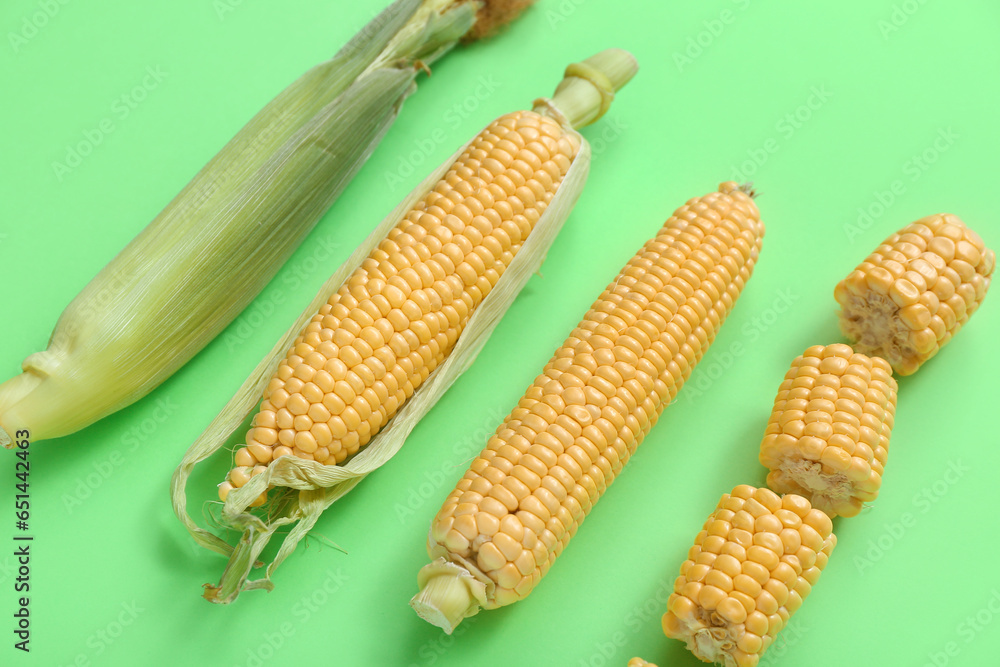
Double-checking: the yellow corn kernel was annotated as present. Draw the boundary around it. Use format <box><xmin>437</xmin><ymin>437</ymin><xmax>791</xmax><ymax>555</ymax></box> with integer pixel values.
<box><xmin>662</xmin><ymin>486</ymin><xmax>836</xmax><ymax>667</ymax></box>
<box><xmin>412</xmin><ymin>182</ymin><xmax>765</xmax><ymax>632</ymax></box>
<box><xmin>835</xmin><ymin>214</ymin><xmax>994</xmax><ymax>375</ymax></box>
<box><xmin>759</xmin><ymin>344</ymin><xmax>897</xmax><ymax>517</ymax></box>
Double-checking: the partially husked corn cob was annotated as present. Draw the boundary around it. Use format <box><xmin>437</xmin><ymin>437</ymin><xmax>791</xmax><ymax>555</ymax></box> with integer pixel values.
<box><xmin>759</xmin><ymin>344</ymin><xmax>897</xmax><ymax>518</ymax></box>
<box><xmin>662</xmin><ymin>486</ymin><xmax>836</xmax><ymax>667</ymax></box>
<box><xmin>411</xmin><ymin>182</ymin><xmax>765</xmax><ymax>632</ymax></box>
<box><xmin>835</xmin><ymin>214</ymin><xmax>994</xmax><ymax>375</ymax></box>
<box><xmin>174</xmin><ymin>49</ymin><xmax>639</xmax><ymax>605</ymax></box>
<box><xmin>220</xmin><ymin>109</ymin><xmax>583</xmax><ymax>505</ymax></box>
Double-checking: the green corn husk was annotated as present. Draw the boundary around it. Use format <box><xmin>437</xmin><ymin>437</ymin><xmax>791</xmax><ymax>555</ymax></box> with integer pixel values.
<box><xmin>0</xmin><ymin>0</ymin><xmax>531</xmax><ymax>447</ymax></box>
<box><xmin>171</xmin><ymin>49</ymin><xmax>639</xmax><ymax>604</ymax></box>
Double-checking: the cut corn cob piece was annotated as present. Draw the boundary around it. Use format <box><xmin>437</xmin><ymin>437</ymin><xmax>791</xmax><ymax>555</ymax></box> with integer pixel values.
<box><xmin>662</xmin><ymin>486</ymin><xmax>836</xmax><ymax>667</ymax></box>
<box><xmin>835</xmin><ymin>214</ymin><xmax>994</xmax><ymax>376</ymax></box>
<box><xmin>0</xmin><ymin>0</ymin><xmax>534</xmax><ymax>447</ymax></box>
<box><xmin>759</xmin><ymin>344</ymin><xmax>897</xmax><ymax>518</ymax></box>
<box><xmin>172</xmin><ymin>48</ymin><xmax>639</xmax><ymax>604</ymax></box>
<box><xmin>412</xmin><ymin>182</ymin><xmax>765</xmax><ymax>632</ymax></box>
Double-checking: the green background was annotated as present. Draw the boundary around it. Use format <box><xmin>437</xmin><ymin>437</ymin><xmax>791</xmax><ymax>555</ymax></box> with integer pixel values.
<box><xmin>2</xmin><ymin>0</ymin><xmax>999</xmax><ymax>665</ymax></box>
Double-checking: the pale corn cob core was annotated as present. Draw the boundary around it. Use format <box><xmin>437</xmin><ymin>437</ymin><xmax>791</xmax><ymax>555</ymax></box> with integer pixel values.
<box><xmin>663</xmin><ymin>486</ymin><xmax>836</xmax><ymax>667</ymax></box>
<box><xmin>413</xmin><ymin>182</ymin><xmax>764</xmax><ymax>632</ymax></box>
<box><xmin>218</xmin><ymin>111</ymin><xmax>581</xmax><ymax>506</ymax></box>
<box><xmin>758</xmin><ymin>344</ymin><xmax>897</xmax><ymax>518</ymax></box>
<box><xmin>835</xmin><ymin>214</ymin><xmax>994</xmax><ymax>375</ymax></box>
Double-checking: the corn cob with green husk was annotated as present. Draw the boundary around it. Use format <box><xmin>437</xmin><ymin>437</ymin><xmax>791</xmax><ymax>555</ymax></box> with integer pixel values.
<box><xmin>172</xmin><ymin>49</ymin><xmax>638</xmax><ymax>604</ymax></box>
<box><xmin>0</xmin><ymin>0</ymin><xmax>533</xmax><ymax>448</ymax></box>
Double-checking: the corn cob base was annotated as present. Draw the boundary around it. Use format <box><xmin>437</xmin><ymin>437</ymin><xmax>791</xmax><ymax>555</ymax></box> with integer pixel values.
<box><xmin>835</xmin><ymin>214</ymin><xmax>994</xmax><ymax>375</ymax></box>
<box><xmin>663</xmin><ymin>486</ymin><xmax>835</xmax><ymax>667</ymax></box>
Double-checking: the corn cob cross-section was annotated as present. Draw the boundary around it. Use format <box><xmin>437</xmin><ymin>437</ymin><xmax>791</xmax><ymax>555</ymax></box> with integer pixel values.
<box><xmin>412</xmin><ymin>182</ymin><xmax>765</xmax><ymax>632</ymax></box>
<box><xmin>835</xmin><ymin>214</ymin><xmax>994</xmax><ymax>375</ymax></box>
<box><xmin>662</xmin><ymin>486</ymin><xmax>836</xmax><ymax>667</ymax></box>
<box><xmin>759</xmin><ymin>344</ymin><xmax>897</xmax><ymax>518</ymax></box>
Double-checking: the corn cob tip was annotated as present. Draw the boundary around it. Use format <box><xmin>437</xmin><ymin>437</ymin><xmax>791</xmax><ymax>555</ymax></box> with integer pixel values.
<box><xmin>463</xmin><ymin>0</ymin><xmax>536</xmax><ymax>42</ymax></box>
<box><xmin>627</xmin><ymin>659</ymin><xmax>658</xmax><ymax>667</ymax></box>
<box><xmin>410</xmin><ymin>571</ymin><xmax>479</xmax><ymax>633</ymax></box>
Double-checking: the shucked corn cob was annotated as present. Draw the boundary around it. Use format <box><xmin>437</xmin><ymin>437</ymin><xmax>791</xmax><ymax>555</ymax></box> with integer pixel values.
<box><xmin>662</xmin><ymin>486</ymin><xmax>836</xmax><ymax>667</ymax></box>
<box><xmin>221</xmin><ymin>109</ymin><xmax>584</xmax><ymax>505</ymax></box>
<box><xmin>0</xmin><ymin>0</ymin><xmax>531</xmax><ymax>447</ymax></box>
<box><xmin>173</xmin><ymin>49</ymin><xmax>639</xmax><ymax>604</ymax></box>
<box><xmin>759</xmin><ymin>344</ymin><xmax>897</xmax><ymax>518</ymax></box>
<box><xmin>835</xmin><ymin>214</ymin><xmax>994</xmax><ymax>375</ymax></box>
<box><xmin>411</xmin><ymin>182</ymin><xmax>765</xmax><ymax>632</ymax></box>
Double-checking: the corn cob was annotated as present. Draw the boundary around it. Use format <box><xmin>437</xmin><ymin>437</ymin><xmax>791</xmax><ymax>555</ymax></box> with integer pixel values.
<box><xmin>411</xmin><ymin>182</ymin><xmax>765</xmax><ymax>632</ymax></box>
<box><xmin>835</xmin><ymin>214</ymin><xmax>994</xmax><ymax>376</ymax></box>
<box><xmin>0</xmin><ymin>0</ymin><xmax>532</xmax><ymax>447</ymax></box>
<box><xmin>627</xmin><ymin>659</ymin><xmax>658</xmax><ymax>667</ymax></box>
<box><xmin>759</xmin><ymin>344</ymin><xmax>897</xmax><ymax>518</ymax></box>
<box><xmin>220</xmin><ymin>108</ymin><xmax>585</xmax><ymax>506</ymax></box>
<box><xmin>173</xmin><ymin>49</ymin><xmax>638</xmax><ymax>604</ymax></box>
<box><xmin>662</xmin><ymin>486</ymin><xmax>836</xmax><ymax>667</ymax></box>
